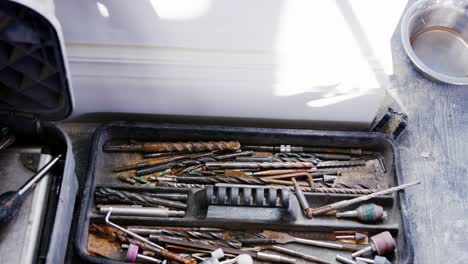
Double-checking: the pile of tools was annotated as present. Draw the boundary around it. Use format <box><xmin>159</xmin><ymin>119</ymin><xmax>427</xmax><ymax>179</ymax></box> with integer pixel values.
<box><xmin>89</xmin><ymin>214</ymin><xmax>398</xmax><ymax>264</ymax></box>
<box><xmin>105</xmin><ymin>141</ymin><xmax>385</xmax><ymax>194</ymax></box>
<box><xmin>95</xmin><ymin>140</ymin><xmax>420</xmax><ymax>263</ymax></box>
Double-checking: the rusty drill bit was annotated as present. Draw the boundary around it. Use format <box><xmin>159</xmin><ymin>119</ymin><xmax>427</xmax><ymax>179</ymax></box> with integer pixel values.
<box><xmin>157</xmin><ymin>181</ymin><xmax>377</xmax><ymax>194</ymax></box>
<box><xmin>205</xmin><ymin>161</ymin><xmax>315</xmax><ymax>170</ymax></box>
<box><xmin>136</xmin><ymin>152</ymin><xmax>218</xmax><ymax>176</ymax></box>
<box><xmin>89</xmin><ymin>224</ymin><xmax>150</xmax><ymax>250</ymax></box>
<box><xmin>95</xmin><ymin>187</ymin><xmax>187</xmax><ymax>209</ymax></box>
<box><xmin>158</xmin><ymin>175</ymin><xmax>312</xmax><ymax>186</ymax></box>
<box><xmin>312</xmin><ymin>181</ymin><xmax>421</xmax><ymax>216</ymax></box>
<box><xmin>243</xmin><ymin>145</ymin><xmax>370</xmax><ymax>155</ymax></box>
<box><xmin>103</xmin><ymin>141</ymin><xmax>241</xmax><ymax>153</ymax></box>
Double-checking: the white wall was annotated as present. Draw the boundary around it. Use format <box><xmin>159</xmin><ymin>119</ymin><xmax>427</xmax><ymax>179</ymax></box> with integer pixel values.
<box><xmin>55</xmin><ymin>0</ymin><xmax>406</xmax><ymax>126</ymax></box>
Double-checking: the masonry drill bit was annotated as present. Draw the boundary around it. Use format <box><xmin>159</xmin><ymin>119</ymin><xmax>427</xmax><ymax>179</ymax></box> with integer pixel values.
<box><xmin>158</xmin><ymin>182</ymin><xmax>378</xmax><ymax>194</ymax></box>
<box><xmin>205</xmin><ymin>161</ymin><xmax>315</xmax><ymax>170</ymax></box>
<box><xmin>104</xmin><ymin>141</ymin><xmax>241</xmax><ymax>153</ymax></box>
<box><xmin>312</xmin><ymin>181</ymin><xmax>421</xmax><ymax>216</ymax></box>
<box><xmin>95</xmin><ymin>187</ymin><xmax>187</xmax><ymax>209</ymax></box>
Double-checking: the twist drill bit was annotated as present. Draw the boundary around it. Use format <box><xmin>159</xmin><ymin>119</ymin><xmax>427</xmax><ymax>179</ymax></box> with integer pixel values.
<box><xmin>274</xmin><ymin>153</ymin><xmax>321</xmax><ymax>164</ymax></box>
<box><xmin>205</xmin><ymin>161</ymin><xmax>315</xmax><ymax>170</ymax></box>
<box><xmin>113</xmin><ymin>156</ymin><xmax>187</xmax><ymax>173</ymax></box>
<box><xmin>149</xmin><ymin>235</ymin><xmax>242</xmax><ymax>249</ymax></box>
<box><xmin>104</xmin><ymin>141</ymin><xmax>241</xmax><ymax>153</ymax></box>
<box><xmin>243</xmin><ymin>145</ymin><xmax>369</xmax><ymax>155</ymax></box>
<box><xmin>89</xmin><ymin>224</ymin><xmax>149</xmax><ymax>251</ymax></box>
<box><xmin>157</xmin><ymin>182</ymin><xmax>377</xmax><ymax>194</ymax></box>
<box><xmin>316</xmin><ymin>160</ymin><xmax>367</xmax><ymax>168</ymax></box>
<box><xmin>136</xmin><ymin>152</ymin><xmax>219</xmax><ymax>176</ymax></box>
<box><xmin>95</xmin><ymin>187</ymin><xmax>187</xmax><ymax>209</ymax></box>
<box><xmin>160</xmin><ymin>175</ymin><xmax>312</xmax><ymax>186</ymax></box>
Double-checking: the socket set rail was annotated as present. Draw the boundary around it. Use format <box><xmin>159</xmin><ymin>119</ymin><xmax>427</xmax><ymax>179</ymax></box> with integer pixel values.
<box><xmin>75</xmin><ymin>122</ymin><xmax>416</xmax><ymax>264</ymax></box>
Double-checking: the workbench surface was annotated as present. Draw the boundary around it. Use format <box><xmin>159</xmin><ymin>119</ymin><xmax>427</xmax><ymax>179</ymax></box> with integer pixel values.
<box><xmin>62</xmin><ymin>2</ymin><xmax>467</xmax><ymax>263</ymax></box>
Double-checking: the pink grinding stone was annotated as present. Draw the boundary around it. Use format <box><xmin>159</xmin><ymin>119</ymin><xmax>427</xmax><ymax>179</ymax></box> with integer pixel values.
<box><xmin>126</xmin><ymin>244</ymin><xmax>139</xmax><ymax>263</ymax></box>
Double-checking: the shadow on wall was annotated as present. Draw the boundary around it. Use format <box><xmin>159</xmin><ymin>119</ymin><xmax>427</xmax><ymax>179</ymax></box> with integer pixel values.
<box><xmin>55</xmin><ymin>0</ymin><xmax>406</xmax><ymax>125</ymax></box>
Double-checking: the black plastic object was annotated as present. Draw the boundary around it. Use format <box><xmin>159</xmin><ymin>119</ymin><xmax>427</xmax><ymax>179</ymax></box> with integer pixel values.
<box><xmin>0</xmin><ymin>1</ymin><xmax>76</xmax><ymax>263</ymax></box>
<box><xmin>205</xmin><ymin>185</ymin><xmax>289</xmax><ymax>208</ymax></box>
<box><xmin>0</xmin><ymin>1</ymin><xmax>72</xmax><ymax>121</ymax></box>
<box><xmin>75</xmin><ymin>122</ymin><xmax>415</xmax><ymax>264</ymax></box>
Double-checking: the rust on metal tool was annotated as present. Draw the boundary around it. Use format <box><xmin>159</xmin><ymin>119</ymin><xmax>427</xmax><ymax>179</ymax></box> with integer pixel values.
<box><xmin>104</xmin><ymin>141</ymin><xmax>241</xmax><ymax>153</ymax></box>
<box><xmin>205</xmin><ymin>161</ymin><xmax>315</xmax><ymax>170</ymax></box>
<box><xmin>158</xmin><ymin>182</ymin><xmax>378</xmax><ymax>194</ymax></box>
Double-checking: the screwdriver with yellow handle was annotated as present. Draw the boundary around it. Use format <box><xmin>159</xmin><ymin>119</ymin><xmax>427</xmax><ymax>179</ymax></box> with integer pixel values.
<box><xmin>0</xmin><ymin>154</ymin><xmax>61</xmax><ymax>225</ymax></box>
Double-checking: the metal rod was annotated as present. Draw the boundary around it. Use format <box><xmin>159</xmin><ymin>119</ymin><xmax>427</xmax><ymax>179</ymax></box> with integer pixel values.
<box><xmin>270</xmin><ymin>245</ymin><xmax>330</xmax><ymax>264</ymax></box>
<box><xmin>99</xmin><ymin>206</ymin><xmax>185</xmax><ymax>217</ymax></box>
<box><xmin>336</xmin><ymin>255</ymin><xmax>355</xmax><ymax>264</ymax></box>
<box><xmin>18</xmin><ymin>155</ymin><xmax>61</xmax><ymax>195</ymax></box>
<box><xmin>104</xmin><ymin>210</ymin><xmax>196</xmax><ymax>264</ymax></box>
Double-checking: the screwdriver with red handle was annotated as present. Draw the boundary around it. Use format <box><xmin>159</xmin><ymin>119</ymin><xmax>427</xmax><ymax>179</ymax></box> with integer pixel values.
<box><xmin>0</xmin><ymin>154</ymin><xmax>61</xmax><ymax>225</ymax></box>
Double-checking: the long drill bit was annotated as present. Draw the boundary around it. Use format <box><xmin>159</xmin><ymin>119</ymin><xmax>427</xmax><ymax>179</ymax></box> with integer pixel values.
<box><xmin>95</xmin><ymin>187</ymin><xmax>187</xmax><ymax>209</ymax></box>
<box><xmin>158</xmin><ymin>182</ymin><xmax>377</xmax><ymax>194</ymax></box>
<box><xmin>158</xmin><ymin>175</ymin><xmax>313</xmax><ymax>186</ymax></box>
<box><xmin>104</xmin><ymin>141</ymin><xmax>241</xmax><ymax>153</ymax></box>
<box><xmin>243</xmin><ymin>145</ymin><xmax>370</xmax><ymax>155</ymax></box>
<box><xmin>312</xmin><ymin>181</ymin><xmax>421</xmax><ymax>215</ymax></box>
<box><xmin>205</xmin><ymin>161</ymin><xmax>315</xmax><ymax>170</ymax></box>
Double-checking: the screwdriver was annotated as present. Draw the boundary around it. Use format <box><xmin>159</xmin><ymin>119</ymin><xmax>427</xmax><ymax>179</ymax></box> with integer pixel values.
<box><xmin>0</xmin><ymin>154</ymin><xmax>61</xmax><ymax>225</ymax></box>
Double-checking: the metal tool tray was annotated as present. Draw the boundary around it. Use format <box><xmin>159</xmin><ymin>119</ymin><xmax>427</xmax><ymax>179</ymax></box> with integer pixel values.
<box><xmin>0</xmin><ymin>1</ymin><xmax>77</xmax><ymax>263</ymax></box>
<box><xmin>75</xmin><ymin>122</ymin><xmax>414</xmax><ymax>264</ymax></box>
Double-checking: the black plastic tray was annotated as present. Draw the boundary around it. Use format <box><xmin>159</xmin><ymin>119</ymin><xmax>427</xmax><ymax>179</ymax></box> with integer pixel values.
<box><xmin>76</xmin><ymin>122</ymin><xmax>414</xmax><ymax>263</ymax></box>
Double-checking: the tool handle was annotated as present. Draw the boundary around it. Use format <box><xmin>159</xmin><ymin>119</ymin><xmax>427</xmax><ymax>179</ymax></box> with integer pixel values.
<box><xmin>240</xmin><ymin>238</ymin><xmax>277</xmax><ymax>245</ymax></box>
<box><xmin>0</xmin><ymin>191</ymin><xmax>22</xmax><ymax>225</ymax></box>
<box><xmin>160</xmin><ymin>250</ymin><xmax>197</xmax><ymax>264</ymax></box>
